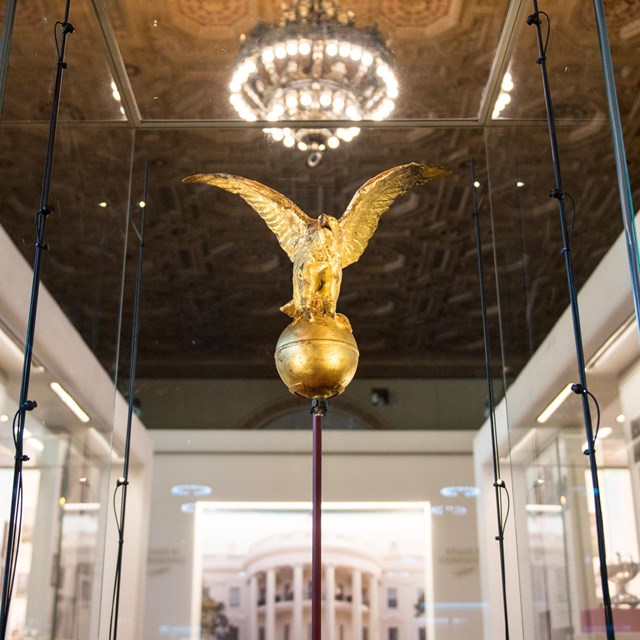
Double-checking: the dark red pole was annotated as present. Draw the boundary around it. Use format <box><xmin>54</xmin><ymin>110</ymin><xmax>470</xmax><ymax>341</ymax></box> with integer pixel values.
<box><xmin>311</xmin><ymin>399</ymin><xmax>326</xmax><ymax>640</ymax></box>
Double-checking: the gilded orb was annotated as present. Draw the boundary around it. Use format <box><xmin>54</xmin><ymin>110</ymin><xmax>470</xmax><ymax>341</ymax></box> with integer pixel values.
<box><xmin>275</xmin><ymin>315</ymin><xmax>359</xmax><ymax>399</ymax></box>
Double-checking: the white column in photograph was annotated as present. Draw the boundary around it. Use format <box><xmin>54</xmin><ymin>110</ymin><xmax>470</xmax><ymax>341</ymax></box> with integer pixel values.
<box><xmin>352</xmin><ymin>568</ymin><xmax>362</xmax><ymax>640</ymax></box>
<box><xmin>266</xmin><ymin>567</ymin><xmax>276</xmax><ymax>640</ymax></box>
<box><xmin>326</xmin><ymin>564</ymin><xmax>336</xmax><ymax>640</ymax></box>
<box><xmin>293</xmin><ymin>564</ymin><xmax>304</xmax><ymax>640</ymax></box>
<box><xmin>249</xmin><ymin>575</ymin><xmax>258</xmax><ymax>640</ymax></box>
<box><xmin>368</xmin><ymin>574</ymin><xmax>380</xmax><ymax>640</ymax></box>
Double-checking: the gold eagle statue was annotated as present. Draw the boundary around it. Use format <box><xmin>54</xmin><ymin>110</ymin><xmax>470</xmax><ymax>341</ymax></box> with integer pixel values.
<box><xmin>184</xmin><ymin>163</ymin><xmax>451</xmax><ymax>330</ymax></box>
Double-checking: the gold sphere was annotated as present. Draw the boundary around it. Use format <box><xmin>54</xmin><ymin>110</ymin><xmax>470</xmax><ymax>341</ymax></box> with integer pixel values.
<box><xmin>275</xmin><ymin>315</ymin><xmax>359</xmax><ymax>399</ymax></box>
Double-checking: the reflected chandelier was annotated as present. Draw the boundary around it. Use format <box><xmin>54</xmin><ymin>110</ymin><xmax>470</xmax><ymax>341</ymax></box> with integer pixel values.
<box><xmin>229</xmin><ymin>0</ymin><xmax>398</xmax><ymax>154</ymax></box>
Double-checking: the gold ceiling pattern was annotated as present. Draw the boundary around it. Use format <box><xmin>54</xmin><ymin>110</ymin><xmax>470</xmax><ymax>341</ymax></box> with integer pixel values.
<box><xmin>177</xmin><ymin>0</ymin><xmax>252</xmax><ymax>29</ymax></box>
<box><xmin>379</xmin><ymin>0</ymin><xmax>461</xmax><ymax>33</ymax></box>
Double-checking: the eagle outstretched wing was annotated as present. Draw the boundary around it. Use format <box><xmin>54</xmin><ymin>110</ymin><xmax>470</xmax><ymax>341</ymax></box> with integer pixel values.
<box><xmin>183</xmin><ymin>173</ymin><xmax>314</xmax><ymax>261</ymax></box>
<box><xmin>337</xmin><ymin>163</ymin><xmax>452</xmax><ymax>268</ymax></box>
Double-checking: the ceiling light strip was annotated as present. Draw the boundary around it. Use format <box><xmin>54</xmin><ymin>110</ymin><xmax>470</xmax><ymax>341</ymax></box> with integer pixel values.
<box><xmin>585</xmin><ymin>314</ymin><xmax>637</xmax><ymax>371</ymax></box>
<box><xmin>0</xmin><ymin>320</ymin><xmax>45</xmax><ymax>371</ymax></box>
<box><xmin>49</xmin><ymin>382</ymin><xmax>90</xmax><ymax>423</ymax></box>
<box><xmin>536</xmin><ymin>383</ymin><xmax>574</xmax><ymax>424</ymax></box>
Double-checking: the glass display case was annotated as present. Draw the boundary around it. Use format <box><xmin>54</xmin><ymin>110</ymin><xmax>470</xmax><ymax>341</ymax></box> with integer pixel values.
<box><xmin>0</xmin><ymin>0</ymin><xmax>639</xmax><ymax>639</ymax></box>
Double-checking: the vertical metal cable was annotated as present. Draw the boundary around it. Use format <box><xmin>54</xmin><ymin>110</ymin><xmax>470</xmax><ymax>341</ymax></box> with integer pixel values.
<box><xmin>528</xmin><ymin>3</ymin><xmax>615</xmax><ymax>636</ymax></box>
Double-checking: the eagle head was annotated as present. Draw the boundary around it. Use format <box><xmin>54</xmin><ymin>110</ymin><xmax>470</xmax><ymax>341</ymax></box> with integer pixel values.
<box><xmin>318</xmin><ymin>213</ymin><xmax>338</xmax><ymax>231</ymax></box>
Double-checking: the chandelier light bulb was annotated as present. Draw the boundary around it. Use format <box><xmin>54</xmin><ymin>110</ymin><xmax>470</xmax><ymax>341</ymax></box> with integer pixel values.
<box><xmin>299</xmin><ymin>40</ymin><xmax>312</xmax><ymax>55</ymax></box>
<box><xmin>319</xmin><ymin>92</ymin><xmax>332</xmax><ymax>107</ymax></box>
<box><xmin>228</xmin><ymin>0</ymin><xmax>398</xmax><ymax>155</ymax></box>
<box><xmin>262</xmin><ymin>48</ymin><xmax>275</xmax><ymax>64</ymax></box>
<box><xmin>326</xmin><ymin>41</ymin><xmax>339</xmax><ymax>56</ymax></box>
<box><xmin>333</xmin><ymin>96</ymin><xmax>345</xmax><ymax>112</ymax></box>
<box><xmin>345</xmin><ymin>105</ymin><xmax>360</xmax><ymax>120</ymax></box>
<box><xmin>501</xmin><ymin>72</ymin><xmax>514</xmax><ymax>92</ymax></box>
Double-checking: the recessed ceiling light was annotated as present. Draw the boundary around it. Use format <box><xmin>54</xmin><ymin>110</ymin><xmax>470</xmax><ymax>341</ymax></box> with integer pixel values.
<box><xmin>170</xmin><ymin>484</ymin><xmax>212</xmax><ymax>497</ymax></box>
<box><xmin>439</xmin><ymin>485</ymin><xmax>480</xmax><ymax>498</ymax></box>
<box><xmin>181</xmin><ymin>503</ymin><xmax>196</xmax><ymax>513</ymax></box>
<box><xmin>616</xmin><ymin>414</ymin><xmax>626</xmax><ymax>423</ymax></box>
<box><xmin>99</xmin><ymin>201</ymin><xmax>108</xmax><ymax>208</ymax></box>
<box><xmin>516</xmin><ymin>181</ymin><xmax>525</xmax><ymax>187</ymax></box>
<box><xmin>0</xmin><ymin>414</ymin><xmax>8</xmax><ymax>423</ymax></box>
<box><xmin>138</xmin><ymin>200</ymin><xmax>146</xmax><ymax>208</ymax></box>
<box><xmin>473</xmin><ymin>181</ymin><xmax>480</xmax><ymax>188</ymax></box>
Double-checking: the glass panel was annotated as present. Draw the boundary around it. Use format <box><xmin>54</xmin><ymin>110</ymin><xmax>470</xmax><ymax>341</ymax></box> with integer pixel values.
<box><xmin>492</xmin><ymin>3</ymin><xmax>608</xmax><ymax>122</ymax></box>
<box><xmin>0</xmin><ymin>124</ymin><xmax>134</xmax><ymax>368</ymax></box>
<box><xmin>106</xmin><ymin>0</ymin><xmax>510</xmax><ymax>121</ymax></box>
<box><xmin>2</xmin><ymin>0</ymin><xmax>127</xmax><ymax>122</ymax></box>
<box><xmin>124</xmin><ymin>126</ymin><xmax>496</xmax><ymax>431</ymax></box>
<box><xmin>479</xmin><ymin>3</ymin><xmax>640</xmax><ymax>640</ymax></box>
<box><xmin>0</xmin><ymin>4</ymin><xmax>134</xmax><ymax>631</ymax></box>
<box><xmin>1</xmin><ymin>1</ymin><xmax>640</xmax><ymax>640</ymax></box>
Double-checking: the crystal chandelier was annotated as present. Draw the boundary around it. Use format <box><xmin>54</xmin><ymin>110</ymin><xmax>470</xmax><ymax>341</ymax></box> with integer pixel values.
<box><xmin>229</xmin><ymin>0</ymin><xmax>398</xmax><ymax>154</ymax></box>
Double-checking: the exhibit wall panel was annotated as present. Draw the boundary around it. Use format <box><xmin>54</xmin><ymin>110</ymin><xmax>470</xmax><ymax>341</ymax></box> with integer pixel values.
<box><xmin>145</xmin><ymin>430</ymin><xmax>482</xmax><ymax>640</ymax></box>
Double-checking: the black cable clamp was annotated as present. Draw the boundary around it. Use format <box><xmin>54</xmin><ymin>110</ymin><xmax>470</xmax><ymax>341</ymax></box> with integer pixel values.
<box><xmin>494</xmin><ymin>478</ymin><xmax>506</xmax><ymax>489</ymax></box>
<box><xmin>15</xmin><ymin>454</ymin><xmax>30</xmax><ymax>462</ymax></box>
<box><xmin>526</xmin><ymin>13</ymin><xmax>541</xmax><ymax>26</ymax></box>
<box><xmin>571</xmin><ymin>383</ymin><xmax>585</xmax><ymax>395</ymax></box>
<box><xmin>549</xmin><ymin>188</ymin><xmax>564</xmax><ymax>200</ymax></box>
<box><xmin>116</xmin><ymin>478</ymin><xmax>129</xmax><ymax>488</ymax></box>
<box><xmin>62</xmin><ymin>22</ymin><xmax>75</xmax><ymax>34</ymax></box>
<box><xmin>21</xmin><ymin>400</ymin><xmax>37</xmax><ymax>412</ymax></box>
